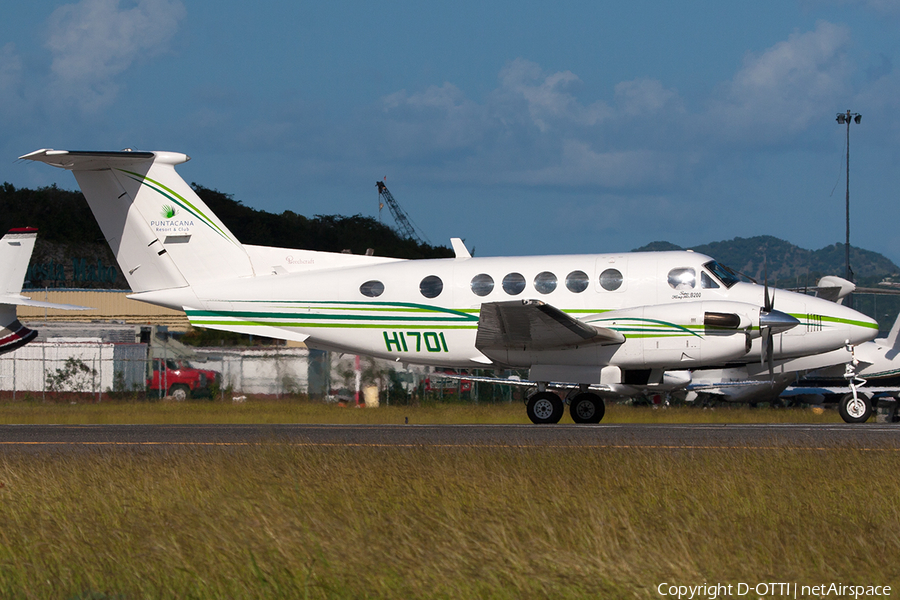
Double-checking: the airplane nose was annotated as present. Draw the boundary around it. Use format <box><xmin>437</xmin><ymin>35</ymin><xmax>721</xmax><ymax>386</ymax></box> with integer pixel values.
<box><xmin>832</xmin><ymin>305</ymin><xmax>879</xmax><ymax>344</ymax></box>
<box><xmin>849</xmin><ymin>312</ymin><xmax>879</xmax><ymax>344</ymax></box>
<box><xmin>759</xmin><ymin>309</ymin><xmax>800</xmax><ymax>335</ymax></box>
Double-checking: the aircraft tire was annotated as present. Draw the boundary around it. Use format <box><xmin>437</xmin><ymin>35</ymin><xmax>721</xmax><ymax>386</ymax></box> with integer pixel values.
<box><xmin>526</xmin><ymin>392</ymin><xmax>563</xmax><ymax>424</ymax></box>
<box><xmin>569</xmin><ymin>393</ymin><xmax>605</xmax><ymax>424</ymax></box>
<box><xmin>838</xmin><ymin>392</ymin><xmax>871</xmax><ymax>423</ymax></box>
<box><xmin>169</xmin><ymin>384</ymin><xmax>191</xmax><ymax>402</ymax></box>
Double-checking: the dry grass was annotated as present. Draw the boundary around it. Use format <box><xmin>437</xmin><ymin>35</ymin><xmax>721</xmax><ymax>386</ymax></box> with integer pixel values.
<box><xmin>0</xmin><ymin>399</ymin><xmax>869</xmax><ymax>598</ymax></box>
<box><xmin>0</xmin><ymin>397</ymin><xmax>843</xmax><ymax>425</ymax></box>
<box><xmin>0</xmin><ymin>446</ymin><xmax>897</xmax><ymax>599</ymax></box>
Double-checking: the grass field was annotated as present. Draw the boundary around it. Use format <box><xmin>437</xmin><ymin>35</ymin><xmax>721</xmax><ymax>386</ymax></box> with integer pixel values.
<box><xmin>1</xmin><ymin>445</ymin><xmax>898</xmax><ymax>599</ymax></box>
<box><xmin>0</xmin><ymin>396</ymin><xmax>845</xmax><ymax>425</ymax></box>
<box><xmin>1</xmin><ymin>399</ymin><xmax>891</xmax><ymax>599</ymax></box>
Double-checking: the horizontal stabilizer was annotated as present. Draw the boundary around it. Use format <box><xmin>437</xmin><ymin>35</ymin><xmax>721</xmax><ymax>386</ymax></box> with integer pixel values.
<box><xmin>476</xmin><ymin>300</ymin><xmax>624</xmax><ymax>353</ymax></box>
<box><xmin>0</xmin><ymin>295</ymin><xmax>91</xmax><ymax>311</ymax></box>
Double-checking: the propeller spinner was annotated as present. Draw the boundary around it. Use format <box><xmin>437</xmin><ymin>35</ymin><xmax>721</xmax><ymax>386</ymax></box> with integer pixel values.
<box><xmin>759</xmin><ymin>281</ymin><xmax>800</xmax><ymax>377</ymax></box>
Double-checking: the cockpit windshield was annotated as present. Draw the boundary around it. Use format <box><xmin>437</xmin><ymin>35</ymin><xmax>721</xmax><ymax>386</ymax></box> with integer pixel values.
<box><xmin>703</xmin><ymin>260</ymin><xmax>741</xmax><ymax>289</ymax></box>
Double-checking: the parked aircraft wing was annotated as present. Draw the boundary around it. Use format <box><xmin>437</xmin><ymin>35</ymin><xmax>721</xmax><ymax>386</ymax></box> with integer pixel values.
<box><xmin>475</xmin><ymin>300</ymin><xmax>625</xmax><ymax>353</ymax></box>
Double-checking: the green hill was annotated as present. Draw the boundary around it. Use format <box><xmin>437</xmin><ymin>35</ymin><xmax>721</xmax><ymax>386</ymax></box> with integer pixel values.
<box><xmin>633</xmin><ymin>235</ymin><xmax>900</xmax><ymax>285</ymax></box>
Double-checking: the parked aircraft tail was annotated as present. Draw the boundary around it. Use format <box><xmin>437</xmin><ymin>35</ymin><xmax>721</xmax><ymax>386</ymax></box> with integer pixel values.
<box><xmin>0</xmin><ymin>228</ymin><xmax>90</xmax><ymax>354</ymax></box>
<box><xmin>883</xmin><ymin>313</ymin><xmax>900</xmax><ymax>349</ymax></box>
<box><xmin>0</xmin><ymin>228</ymin><xmax>40</xmax><ymax>353</ymax></box>
<box><xmin>0</xmin><ymin>228</ymin><xmax>38</xmax><ymax>297</ymax></box>
<box><xmin>19</xmin><ymin>150</ymin><xmax>256</xmax><ymax>293</ymax></box>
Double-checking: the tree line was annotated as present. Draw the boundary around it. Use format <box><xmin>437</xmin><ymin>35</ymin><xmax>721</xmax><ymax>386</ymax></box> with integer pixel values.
<box><xmin>0</xmin><ymin>182</ymin><xmax>452</xmax><ymax>289</ymax></box>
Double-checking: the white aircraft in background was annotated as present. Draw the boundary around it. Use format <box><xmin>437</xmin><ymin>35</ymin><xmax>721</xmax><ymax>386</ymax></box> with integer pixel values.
<box><xmin>785</xmin><ymin>313</ymin><xmax>900</xmax><ymax>423</ymax></box>
<box><xmin>0</xmin><ymin>227</ymin><xmax>89</xmax><ymax>354</ymax></box>
<box><xmin>21</xmin><ymin>149</ymin><xmax>880</xmax><ymax>423</ymax></box>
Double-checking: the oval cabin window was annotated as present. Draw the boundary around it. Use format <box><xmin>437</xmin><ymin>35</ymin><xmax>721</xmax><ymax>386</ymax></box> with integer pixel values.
<box><xmin>599</xmin><ymin>269</ymin><xmax>623</xmax><ymax>291</ymax></box>
<box><xmin>471</xmin><ymin>273</ymin><xmax>494</xmax><ymax>297</ymax></box>
<box><xmin>533</xmin><ymin>271</ymin><xmax>557</xmax><ymax>294</ymax></box>
<box><xmin>565</xmin><ymin>270</ymin><xmax>589</xmax><ymax>293</ymax></box>
<box><xmin>502</xmin><ymin>273</ymin><xmax>527</xmax><ymax>295</ymax></box>
<box><xmin>419</xmin><ymin>275</ymin><xmax>443</xmax><ymax>299</ymax></box>
<box><xmin>359</xmin><ymin>280</ymin><xmax>385</xmax><ymax>298</ymax></box>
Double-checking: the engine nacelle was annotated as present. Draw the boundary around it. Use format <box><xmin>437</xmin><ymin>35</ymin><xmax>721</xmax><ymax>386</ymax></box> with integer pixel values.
<box><xmin>591</xmin><ymin>301</ymin><xmax>763</xmax><ymax>368</ymax></box>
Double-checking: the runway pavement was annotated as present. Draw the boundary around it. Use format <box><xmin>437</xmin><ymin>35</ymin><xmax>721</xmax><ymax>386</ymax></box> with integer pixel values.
<box><xmin>1</xmin><ymin>423</ymin><xmax>899</xmax><ymax>451</ymax></box>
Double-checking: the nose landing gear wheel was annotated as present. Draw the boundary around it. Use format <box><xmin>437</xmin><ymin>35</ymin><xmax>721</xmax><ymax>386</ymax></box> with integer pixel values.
<box><xmin>526</xmin><ymin>391</ymin><xmax>564</xmax><ymax>424</ymax></box>
<box><xmin>839</xmin><ymin>392</ymin><xmax>872</xmax><ymax>423</ymax></box>
<box><xmin>569</xmin><ymin>393</ymin><xmax>605</xmax><ymax>424</ymax></box>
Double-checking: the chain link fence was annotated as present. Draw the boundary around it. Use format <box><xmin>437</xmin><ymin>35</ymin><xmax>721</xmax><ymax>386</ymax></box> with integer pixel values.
<box><xmin>0</xmin><ymin>340</ymin><xmax>520</xmax><ymax>403</ymax></box>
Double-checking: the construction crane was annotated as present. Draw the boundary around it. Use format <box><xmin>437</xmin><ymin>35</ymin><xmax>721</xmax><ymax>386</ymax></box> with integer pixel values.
<box><xmin>376</xmin><ymin>179</ymin><xmax>429</xmax><ymax>245</ymax></box>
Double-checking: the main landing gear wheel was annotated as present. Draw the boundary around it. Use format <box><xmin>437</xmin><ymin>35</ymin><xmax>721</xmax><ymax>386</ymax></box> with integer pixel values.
<box><xmin>526</xmin><ymin>391</ymin><xmax>564</xmax><ymax>424</ymax></box>
<box><xmin>839</xmin><ymin>392</ymin><xmax>872</xmax><ymax>423</ymax></box>
<box><xmin>569</xmin><ymin>393</ymin><xmax>605</xmax><ymax>424</ymax></box>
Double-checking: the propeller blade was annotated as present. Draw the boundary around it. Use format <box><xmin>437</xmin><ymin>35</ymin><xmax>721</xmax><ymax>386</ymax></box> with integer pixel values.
<box><xmin>763</xmin><ymin>266</ymin><xmax>773</xmax><ymax>313</ymax></box>
<box><xmin>766</xmin><ymin>334</ymin><xmax>775</xmax><ymax>380</ymax></box>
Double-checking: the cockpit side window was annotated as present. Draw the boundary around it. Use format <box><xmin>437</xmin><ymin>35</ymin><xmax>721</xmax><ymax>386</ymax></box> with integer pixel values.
<box><xmin>700</xmin><ymin>272</ymin><xmax>719</xmax><ymax>289</ymax></box>
<box><xmin>703</xmin><ymin>260</ymin><xmax>740</xmax><ymax>288</ymax></box>
<box><xmin>667</xmin><ymin>267</ymin><xmax>696</xmax><ymax>290</ymax></box>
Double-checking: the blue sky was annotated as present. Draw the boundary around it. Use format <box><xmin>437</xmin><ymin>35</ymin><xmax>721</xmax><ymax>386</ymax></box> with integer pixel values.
<box><xmin>4</xmin><ymin>1</ymin><xmax>900</xmax><ymax>265</ymax></box>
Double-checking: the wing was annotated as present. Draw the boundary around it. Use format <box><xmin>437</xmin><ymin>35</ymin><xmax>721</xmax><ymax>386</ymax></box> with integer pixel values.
<box><xmin>475</xmin><ymin>300</ymin><xmax>624</xmax><ymax>354</ymax></box>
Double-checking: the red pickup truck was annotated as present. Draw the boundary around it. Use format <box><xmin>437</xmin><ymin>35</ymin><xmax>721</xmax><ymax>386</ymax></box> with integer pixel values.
<box><xmin>148</xmin><ymin>358</ymin><xmax>209</xmax><ymax>400</ymax></box>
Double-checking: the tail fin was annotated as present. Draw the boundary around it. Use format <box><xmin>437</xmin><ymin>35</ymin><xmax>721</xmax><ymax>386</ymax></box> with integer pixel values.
<box><xmin>884</xmin><ymin>313</ymin><xmax>900</xmax><ymax>349</ymax></box>
<box><xmin>0</xmin><ymin>229</ymin><xmax>37</xmax><ymax>353</ymax></box>
<box><xmin>0</xmin><ymin>228</ymin><xmax>37</xmax><ymax>296</ymax></box>
<box><xmin>20</xmin><ymin>149</ymin><xmax>255</xmax><ymax>293</ymax></box>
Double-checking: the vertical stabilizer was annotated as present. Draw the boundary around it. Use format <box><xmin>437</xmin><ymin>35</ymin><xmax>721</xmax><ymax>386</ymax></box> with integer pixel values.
<box><xmin>0</xmin><ymin>228</ymin><xmax>37</xmax><ymax>296</ymax></box>
<box><xmin>0</xmin><ymin>229</ymin><xmax>38</xmax><ymax>354</ymax></box>
<box><xmin>19</xmin><ymin>150</ymin><xmax>256</xmax><ymax>293</ymax></box>
<box><xmin>884</xmin><ymin>313</ymin><xmax>900</xmax><ymax>349</ymax></box>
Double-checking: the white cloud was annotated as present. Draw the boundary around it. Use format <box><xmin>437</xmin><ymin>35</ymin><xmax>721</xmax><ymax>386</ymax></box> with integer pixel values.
<box><xmin>356</xmin><ymin>22</ymin><xmax>869</xmax><ymax>194</ymax></box>
<box><xmin>45</xmin><ymin>0</ymin><xmax>186</xmax><ymax>111</ymax></box>
<box><xmin>707</xmin><ymin>21</ymin><xmax>852</xmax><ymax>142</ymax></box>
<box><xmin>614</xmin><ymin>78</ymin><xmax>683</xmax><ymax>117</ymax></box>
<box><xmin>494</xmin><ymin>58</ymin><xmax>612</xmax><ymax>132</ymax></box>
<box><xmin>0</xmin><ymin>43</ymin><xmax>22</xmax><ymax>90</ymax></box>
<box><xmin>377</xmin><ymin>59</ymin><xmax>684</xmax><ymax>189</ymax></box>
<box><xmin>512</xmin><ymin>141</ymin><xmax>681</xmax><ymax>189</ymax></box>
<box><xmin>380</xmin><ymin>83</ymin><xmax>486</xmax><ymax>159</ymax></box>
<box><xmin>0</xmin><ymin>43</ymin><xmax>24</xmax><ymax>119</ymax></box>
<box><xmin>384</xmin><ymin>82</ymin><xmax>471</xmax><ymax>113</ymax></box>
<box><xmin>0</xmin><ymin>42</ymin><xmax>22</xmax><ymax>97</ymax></box>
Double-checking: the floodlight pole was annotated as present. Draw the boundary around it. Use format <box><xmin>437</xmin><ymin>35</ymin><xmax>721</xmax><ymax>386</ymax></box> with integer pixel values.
<box><xmin>837</xmin><ymin>109</ymin><xmax>861</xmax><ymax>308</ymax></box>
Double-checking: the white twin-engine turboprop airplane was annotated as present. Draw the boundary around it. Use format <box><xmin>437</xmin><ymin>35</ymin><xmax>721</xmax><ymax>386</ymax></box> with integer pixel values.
<box><xmin>22</xmin><ymin>149</ymin><xmax>880</xmax><ymax>423</ymax></box>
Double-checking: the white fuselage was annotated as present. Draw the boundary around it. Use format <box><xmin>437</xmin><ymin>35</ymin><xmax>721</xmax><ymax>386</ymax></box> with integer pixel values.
<box><xmin>135</xmin><ymin>249</ymin><xmax>878</xmax><ymax>376</ymax></box>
